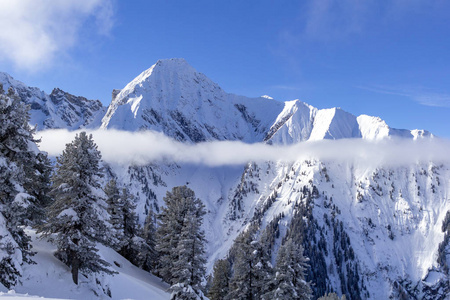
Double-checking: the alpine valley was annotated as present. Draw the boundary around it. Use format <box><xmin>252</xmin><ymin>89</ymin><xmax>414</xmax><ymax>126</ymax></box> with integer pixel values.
<box><xmin>0</xmin><ymin>58</ymin><xmax>449</xmax><ymax>300</ymax></box>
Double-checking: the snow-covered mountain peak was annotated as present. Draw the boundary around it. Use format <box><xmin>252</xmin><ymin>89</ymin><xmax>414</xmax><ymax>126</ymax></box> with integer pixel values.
<box><xmin>113</xmin><ymin>58</ymin><xmax>220</xmax><ymax>107</ymax></box>
<box><xmin>101</xmin><ymin>59</ymin><xmax>284</xmax><ymax>142</ymax></box>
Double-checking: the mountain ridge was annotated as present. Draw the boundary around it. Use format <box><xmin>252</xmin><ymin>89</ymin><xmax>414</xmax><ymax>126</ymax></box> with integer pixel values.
<box><xmin>1</xmin><ymin>59</ymin><xmax>432</xmax><ymax>142</ymax></box>
<box><xmin>98</xmin><ymin>58</ymin><xmax>432</xmax><ymax>144</ymax></box>
<box><xmin>0</xmin><ymin>72</ymin><xmax>105</xmax><ymax>131</ymax></box>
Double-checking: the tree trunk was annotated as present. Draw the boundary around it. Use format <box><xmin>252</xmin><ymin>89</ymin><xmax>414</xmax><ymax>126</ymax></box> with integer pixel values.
<box><xmin>71</xmin><ymin>255</ymin><xmax>80</xmax><ymax>285</ymax></box>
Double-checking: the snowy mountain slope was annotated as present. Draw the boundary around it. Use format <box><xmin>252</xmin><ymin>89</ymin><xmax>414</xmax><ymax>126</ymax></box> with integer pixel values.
<box><xmin>0</xmin><ymin>73</ymin><xmax>105</xmax><ymax>131</ymax></box>
<box><xmin>226</xmin><ymin>159</ymin><xmax>449</xmax><ymax>298</ymax></box>
<box><xmin>357</xmin><ymin>115</ymin><xmax>432</xmax><ymax>140</ymax></box>
<box><xmin>104</xmin><ymin>151</ymin><xmax>449</xmax><ymax>299</ymax></box>
<box><xmin>309</xmin><ymin>108</ymin><xmax>362</xmax><ymax>140</ymax></box>
<box><xmin>0</xmin><ymin>229</ymin><xmax>170</xmax><ymax>300</ymax></box>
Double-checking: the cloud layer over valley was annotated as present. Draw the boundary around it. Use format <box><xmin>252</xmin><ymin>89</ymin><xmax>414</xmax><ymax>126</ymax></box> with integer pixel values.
<box><xmin>36</xmin><ymin>129</ymin><xmax>450</xmax><ymax>168</ymax></box>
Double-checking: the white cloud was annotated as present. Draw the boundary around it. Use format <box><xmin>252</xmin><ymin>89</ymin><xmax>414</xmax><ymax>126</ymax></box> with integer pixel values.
<box><xmin>0</xmin><ymin>0</ymin><xmax>115</xmax><ymax>71</ymax></box>
<box><xmin>36</xmin><ymin>129</ymin><xmax>450</xmax><ymax>168</ymax></box>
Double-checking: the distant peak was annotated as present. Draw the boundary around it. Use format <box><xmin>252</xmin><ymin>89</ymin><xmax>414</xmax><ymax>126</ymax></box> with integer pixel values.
<box><xmin>0</xmin><ymin>71</ymin><xmax>28</xmax><ymax>90</ymax></box>
<box><xmin>261</xmin><ymin>95</ymin><xmax>273</xmax><ymax>100</ymax></box>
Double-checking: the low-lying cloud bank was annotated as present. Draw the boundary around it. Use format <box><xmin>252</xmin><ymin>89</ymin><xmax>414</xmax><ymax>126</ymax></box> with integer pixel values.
<box><xmin>36</xmin><ymin>129</ymin><xmax>450</xmax><ymax>167</ymax></box>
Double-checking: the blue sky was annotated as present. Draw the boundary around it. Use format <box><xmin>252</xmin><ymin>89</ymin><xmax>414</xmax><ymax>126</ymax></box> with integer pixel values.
<box><xmin>0</xmin><ymin>0</ymin><xmax>449</xmax><ymax>137</ymax></box>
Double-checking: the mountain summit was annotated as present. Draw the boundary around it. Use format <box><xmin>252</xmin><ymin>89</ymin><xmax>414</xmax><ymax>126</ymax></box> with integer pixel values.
<box><xmin>101</xmin><ymin>58</ymin><xmax>284</xmax><ymax>142</ymax></box>
<box><xmin>100</xmin><ymin>58</ymin><xmax>431</xmax><ymax>143</ymax></box>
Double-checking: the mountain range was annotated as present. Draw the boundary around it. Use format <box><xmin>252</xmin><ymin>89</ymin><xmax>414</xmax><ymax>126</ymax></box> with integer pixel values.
<box><xmin>1</xmin><ymin>58</ymin><xmax>448</xmax><ymax>299</ymax></box>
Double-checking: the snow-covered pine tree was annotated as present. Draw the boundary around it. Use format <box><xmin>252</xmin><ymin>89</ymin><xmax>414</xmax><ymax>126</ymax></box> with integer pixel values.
<box><xmin>104</xmin><ymin>179</ymin><xmax>122</xmax><ymax>250</ymax></box>
<box><xmin>105</xmin><ymin>180</ymin><xmax>156</xmax><ymax>271</ymax></box>
<box><xmin>0</xmin><ymin>86</ymin><xmax>51</xmax><ymax>225</ymax></box>
<box><xmin>156</xmin><ymin>185</ymin><xmax>207</xmax><ymax>298</ymax></box>
<box><xmin>118</xmin><ymin>186</ymin><xmax>139</xmax><ymax>258</ymax></box>
<box><xmin>171</xmin><ymin>206</ymin><xmax>206</xmax><ymax>296</ymax></box>
<box><xmin>226</xmin><ymin>225</ymin><xmax>266</xmax><ymax>300</ymax></box>
<box><xmin>208</xmin><ymin>259</ymin><xmax>231</xmax><ymax>300</ymax></box>
<box><xmin>227</xmin><ymin>228</ymin><xmax>254</xmax><ymax>300</ymax></box>
<box><xmin>226</xmin><ymin>223</ymin><xmax>274</xmax><ymax>300</ymax></box>
<box><xmin>117</xmin><ymin>186</ymin><xmax>157</xmax><ymax>272</ymax></box>
<box><xmin>140</xmin><ymin>208</ymin><xmax>157</xmax><ymax>272</ymax></box>
<box><xmin>156</xmin><ymin>186</ymin><xmax>192</xmax><ymax>282</ymax></box>
<box><xmin>0</xmin><ymin>85</ymin><xmax>49</xmax><ymax>288</ymax></box>
<box><xmin>253</xmin><ymin>237</ymin><xmax>274</xmax><ymax>298</ymax></box>
<box><xmin>263</xmin><ymin>238</ymin><xmax>312</xmax><ymax>300</ymax></box>
<box><xmin>38</xmin><ymin>132</ymin><xmax>114</xmax><ymax>285</ymax></box>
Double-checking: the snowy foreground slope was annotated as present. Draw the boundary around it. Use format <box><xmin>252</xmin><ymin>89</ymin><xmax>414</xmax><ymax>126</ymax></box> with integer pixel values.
<box><xmin>2</xmin><ymin>58</ymin><xmax>449</xmax><ymax>299</ymax></box>
<box><xmin>0</xmin><ymin>229</ymin><xmax>170</xmax><ymax>300</ymax></box>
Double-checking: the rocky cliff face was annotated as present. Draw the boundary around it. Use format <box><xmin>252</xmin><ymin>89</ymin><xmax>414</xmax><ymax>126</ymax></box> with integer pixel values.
<box><xmin>0</xmin><ymin>72</ymin><xmax>105</xmax><ymax>130</ymax></box>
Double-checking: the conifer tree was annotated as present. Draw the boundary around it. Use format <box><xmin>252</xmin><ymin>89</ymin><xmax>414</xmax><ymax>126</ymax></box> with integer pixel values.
<box><xmin>0</xmin><ymin>86</ymin><xmax>51</xmax><ymax>225</ymax></box>
<box><xmin>227</xmin><ymin>224</ymin><xmax>275</xmax><ymax>300</ymax></box>
<box><xmin>208</xmin><ymin>259</ymin><xmax>231</xmax><ymax>300</ymax></box>
<box><xmin>227</xmin><ymin>227</ymin><xmax>258</xmax><ymax>300</ymax></box>
<box><xmin>156</xmin><ymin>186</ymin><xmax>207</xmax><ymax>298</ymax></box>
<box><xmin>39</xmin><ymin>132</ymin><xmax>113</xmax><ymax>284</ymax></box>
<box><xmin>105</xmin><ymin>179</ymin><xmax>158</xmax><ymax>271</ymax></box>
<box><xmin>104</xmin><ymin>179</ymin><xmax>122</xmax><ymax>250</ymax></box>
<box><xmin>140</xmin><ymin>208</ymin><xmax>157</xmax><ymax>272</ymax></box>
<box><xmin>172</xmin><ymin>210</ymin><xmax>206</xmax><ymax>288</ymax></box>
<box><xmin>264</xmin><ymin>238</ymin><xmax>312</xmax><ymax>300</ymax></box>
<box><xmin>105</xmin><ymin>180</ymin><xmax>138</xmax><ymax>254</ymax></box>
<box><xmin>118</xmin><ymin>187</ymin><xmax>138</xmax><ymax>257</ymax></box>
<box><xmin>0</xmin><ymin>85</ymin><xmax>46</xmax><ymax>287</ymax></box>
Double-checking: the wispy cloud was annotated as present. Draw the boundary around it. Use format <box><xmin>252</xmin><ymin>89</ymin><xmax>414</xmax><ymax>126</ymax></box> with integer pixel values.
<box><xmin>302</xmin><ymin>0</ymin><xmax>370</xmax><ymax>42</ymax></box>
<box><xmin>360</xmin><ymin>85</ymin><xmax>450</xmax><ymax>108</ymax></box>
<box><xmin>36</xmin><ymin>129</ymin><xmax>450</xmax><ymax>167</ymax></box>
<box><xmin>0</xmin><ymin>0</ymin><xmax>115</xmax><ymax>71</ymax></box>
<box><xmin>270</xmin><ymin>85</ymin><xmax>302</xmax><ymax>91</ymax></box>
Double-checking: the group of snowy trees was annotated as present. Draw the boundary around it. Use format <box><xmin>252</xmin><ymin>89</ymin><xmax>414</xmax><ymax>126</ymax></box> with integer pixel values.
<box><xmin>34</xmin><ymin>127</ymin><xmax>207</xmax><ymax>298</ymax></box>
<box><xmin>208</xmin><ymin>223</ymin><xmax>312</xmax><ymax>300</ymax></box>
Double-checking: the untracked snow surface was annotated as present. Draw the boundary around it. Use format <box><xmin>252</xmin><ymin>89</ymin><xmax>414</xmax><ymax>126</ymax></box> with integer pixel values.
<box><xmin>0</xmin><ymin>229</ymin><xmax>170</xmax><ymax>300</ymax></box>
